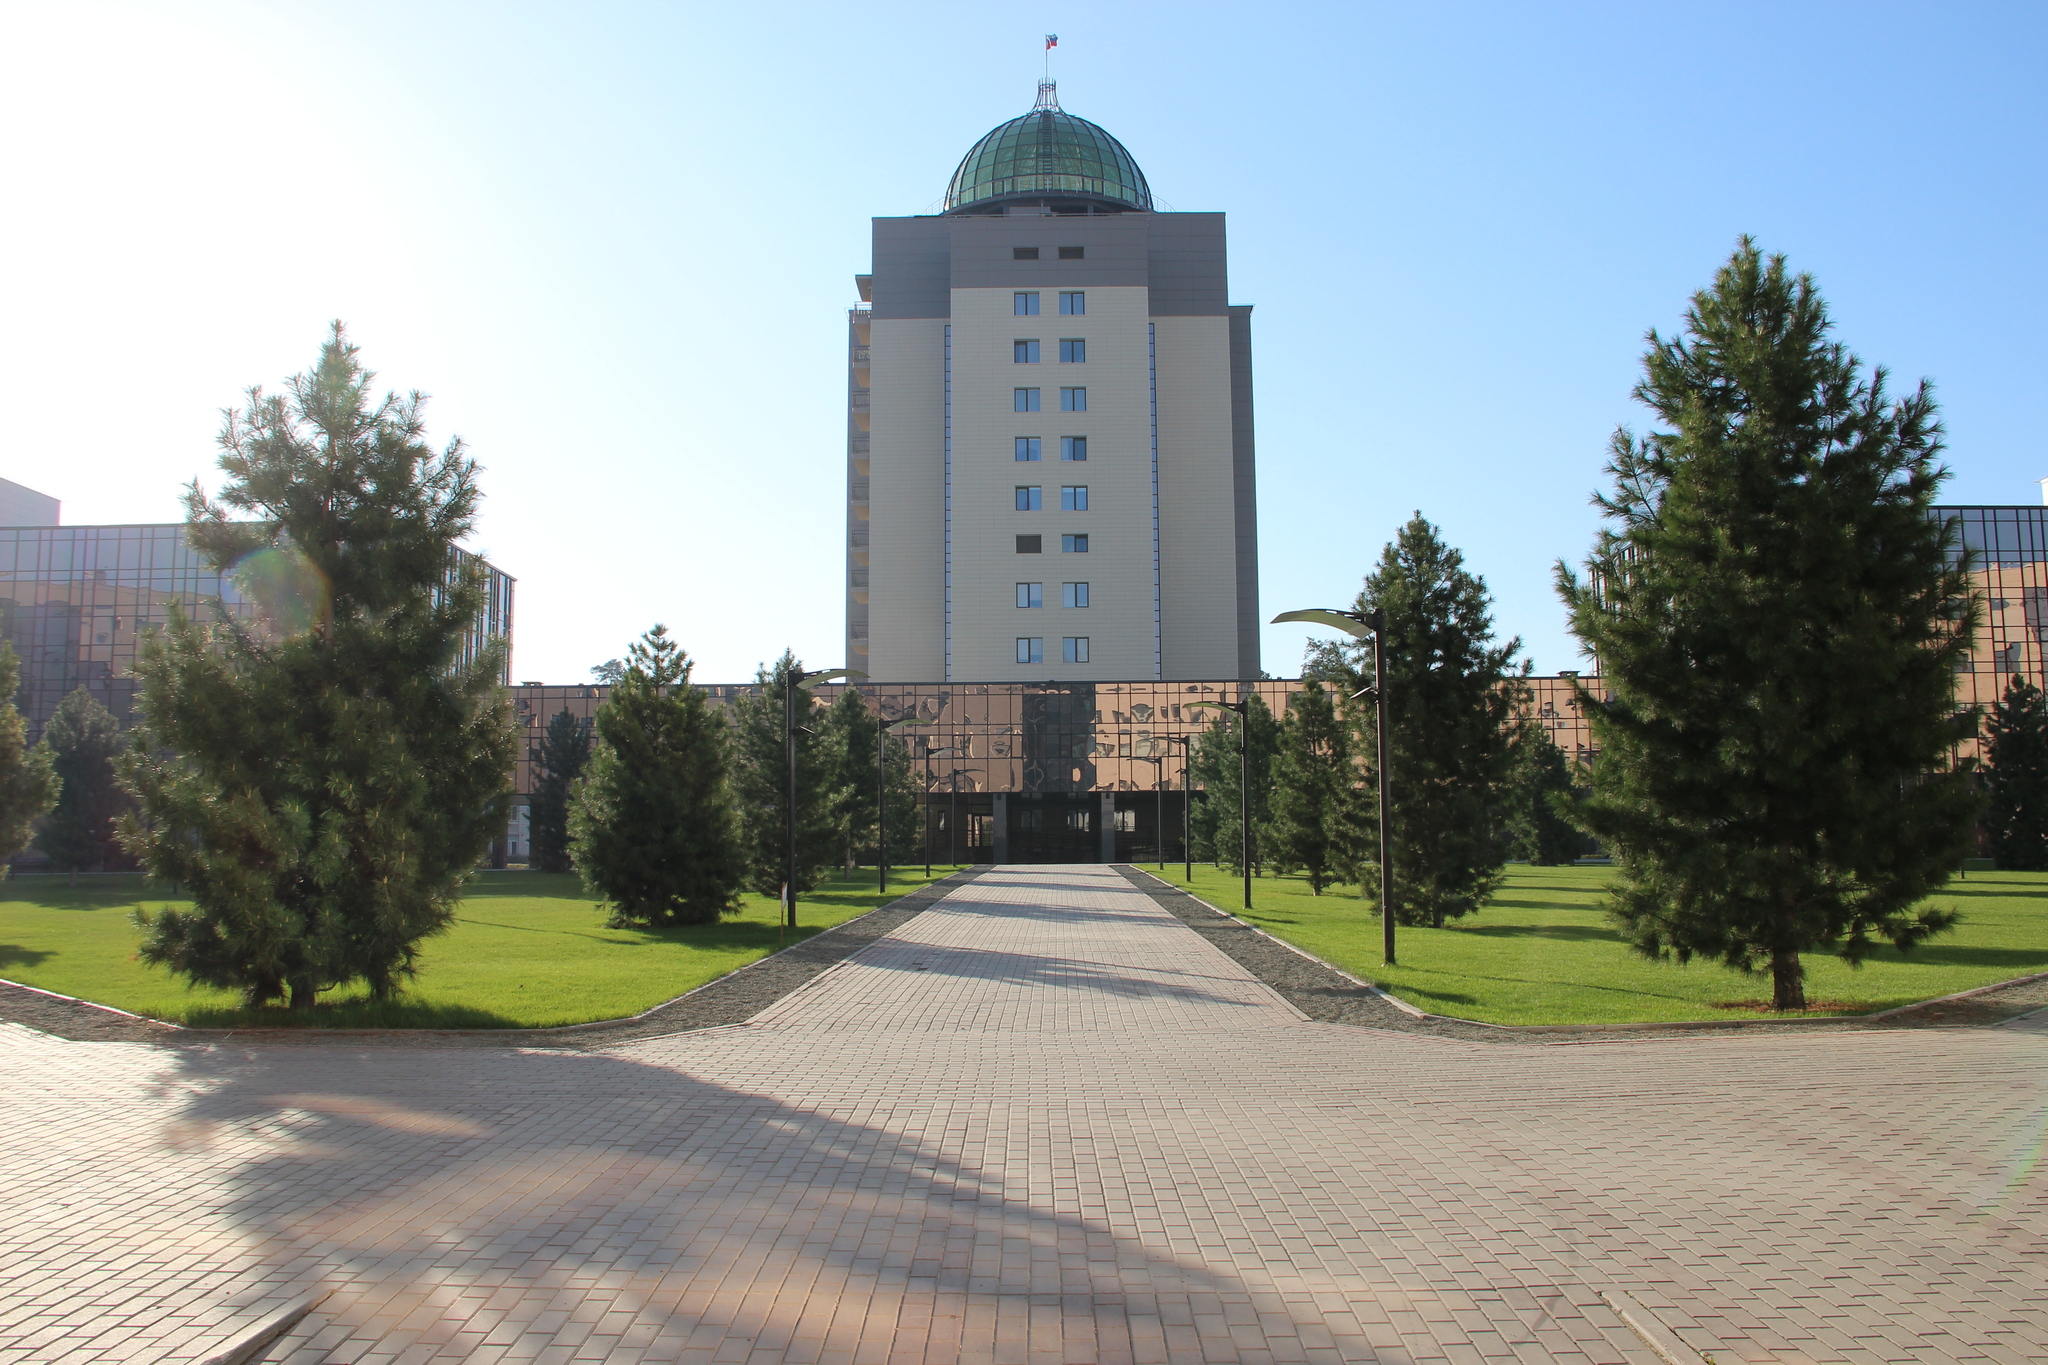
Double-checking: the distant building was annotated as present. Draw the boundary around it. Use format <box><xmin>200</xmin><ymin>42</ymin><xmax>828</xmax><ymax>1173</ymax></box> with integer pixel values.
<box><xmin>0</xmin><ymin>487</ymin><xmax>513</xmax><ymax>743</ymax></box>
<box><xmin>850</xmin><ymin>82</ymin><xmax>1259</xmax><ymax>684</ymax></box>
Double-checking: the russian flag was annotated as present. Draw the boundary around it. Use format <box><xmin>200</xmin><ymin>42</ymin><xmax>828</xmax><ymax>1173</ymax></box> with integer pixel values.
<box><xmin>1045</xmin><ymin>34</ymin><xmax>1057</xmax><ymax>49</ymax></box>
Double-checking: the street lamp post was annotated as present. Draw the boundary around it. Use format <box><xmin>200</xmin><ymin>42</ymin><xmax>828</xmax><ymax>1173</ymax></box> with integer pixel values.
<box><xmin>1273</xmin><ymin>607</ymin><xmax>1396</xmax><ymax>965</ymax></box>
<box><xmin>1135</xmin><ymin>754</ymin><xmax>1165</xmax><ymax>870</ymax></box>
<box><xmin>1164</xmin><ymin>734</ymin><xmax>1193</xmax><ymax>882</ymax></box>
<box><xmin>878</xmin><ymin>715</ymin><xmax>932</xmax><ymax>893</ymax></box>
<box><xmin>1186</xmin><ymin>696</ymin><xmax>1253</xmax><ymax>911</ymax></box>
<box><xmin>921</xmin><ymin>744</ymin><xmax>960</xmax><ymax>877</ymax></box>
<box><xmin>784</xmin><ymin>665</ymin><xmax>866</xmax><ymax>929</ymax></box>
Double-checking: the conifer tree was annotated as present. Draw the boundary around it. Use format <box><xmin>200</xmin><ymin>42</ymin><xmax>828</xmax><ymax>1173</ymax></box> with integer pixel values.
<box><xmin>569</xmin><ymin>626</ymin><xmax>742</xmax><ymax>926</ymax></box>
<box><xmin>1266</xmin><ymin>680</ymin><xmax>1364</xmax><ymax>893</ymax></box>
<box><xmin>1984</xmin><ymin>675</ymin><xmax>2048</xmax><ymax>871</ymax></box>
<box><xmin>527</xmin><ymin>708</ymin><xmax>590</xmax><ymax>873</ymax></box>
<box><xmin>0</xmin><ymin>643</ymin><xmax>58</xmax><ymax>873</ymax></box>
<box><xmin>820</xmin><ymin>690</ymin><xmax>921</xmax><ymax>872</ymax></box>
<box><xmin>37</xmin><ymin>686</ymin><xmax>126</xmax><ymax>881</ymax></box>
<box><xmin>1353</xmin><ymin>514</ymin><xmax>1522</xmax><ymax>926</ymax></box>
<box><xmin>729</xmin><ymin>653</ymin><xmax>842</xmax><ymax>899</ymax></box>
<box><xmin>1189</xmin><ymin>694</ymin><xmax>1281</xmax><ymax>874</ymax></box>
<box><xmin>1502</xmin><ymin>720</ymin><xmax>1583</xmax><ymax>866</ymax></box>
<box><xmin>123</xmin><ymin>324</ymin><xmax>516</xmax><ymax>1009</ymax></box>
<box><xmin>1556</xmin><ymin>241</ymin><xmax>1976</xmax><ymax>1011</ymax></box>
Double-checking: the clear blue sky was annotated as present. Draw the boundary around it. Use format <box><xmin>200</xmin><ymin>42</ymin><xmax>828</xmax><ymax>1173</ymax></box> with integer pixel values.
<box><xmin>7</xmin><ymin>1</ymin><xmax>2043</xmax><ymax>682</ymax></box>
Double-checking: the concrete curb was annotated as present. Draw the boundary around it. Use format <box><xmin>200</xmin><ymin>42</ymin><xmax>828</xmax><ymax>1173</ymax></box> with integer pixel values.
<box><xmin>1143</xmin><ymin>873</ymin><xmax>2048</xmax><ymax>1035</ymax></box>
<box><xmin>5</xmin><ymin>869</ymin><xmax>980</xmax><ymax>1041</ymax></box>
<box><xmin>192</xmin><ymin>1289</ymin><xmax>328</xmax><ymax>1365</ymax></box>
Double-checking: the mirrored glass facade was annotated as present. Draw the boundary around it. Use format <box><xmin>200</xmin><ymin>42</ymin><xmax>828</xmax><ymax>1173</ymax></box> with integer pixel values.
<box><xmin>0</xmin><ymin>523</ymin><xmax>513</xmax><ymax>741</ymax></box>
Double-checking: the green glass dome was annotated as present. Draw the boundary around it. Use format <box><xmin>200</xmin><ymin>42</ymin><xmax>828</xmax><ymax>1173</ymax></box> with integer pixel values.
<box><xmin>943</xmin><ymin>86</ymin><xmax>1153</xmax><ymax>215</ymax></box>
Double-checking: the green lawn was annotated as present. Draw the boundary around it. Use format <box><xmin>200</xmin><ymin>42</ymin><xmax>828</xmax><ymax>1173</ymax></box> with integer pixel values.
<box><xmin>1157</xmin><ymin>862</ymin><xmax>2048</xmax><ymax>1025</ymax></box>
<box><xmin>0</xmin><ymin>867</ymin><xmax>965</xmax><ymax>1030</ymax></box>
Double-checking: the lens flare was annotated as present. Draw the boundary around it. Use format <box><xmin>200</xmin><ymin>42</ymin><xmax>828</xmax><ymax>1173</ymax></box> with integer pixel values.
<box><xmin>228</xmin><ymin>544</ymin><xmax>331</xmax><ymax>638</ymax></box>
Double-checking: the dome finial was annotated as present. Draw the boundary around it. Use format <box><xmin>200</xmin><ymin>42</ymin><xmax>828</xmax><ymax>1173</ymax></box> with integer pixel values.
<box><xmin>1034</xmin><ymin>79</ymin><xmax>1060</xmax><ymax>112</ymax></box>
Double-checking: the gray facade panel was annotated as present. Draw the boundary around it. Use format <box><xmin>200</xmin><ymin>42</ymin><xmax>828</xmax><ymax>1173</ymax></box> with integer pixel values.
<box><xmin>1145</xmin><ymin>214</ymin><xmax>1230</xmax><ymax>316</ymax></box>
<box><xmin>871</xmin><ymin>218</ymin><xmax>953</xmax><ymax>319</ymax></box>
<box><xmin>1229</xmin><ymin>305</ymin><xmax>1261</xmax><ymax>679</ymax></box>
<box><xmin>946</xmin><ymin>214</ymin><xmax>1151</xmax><ymax>290</ymax></box>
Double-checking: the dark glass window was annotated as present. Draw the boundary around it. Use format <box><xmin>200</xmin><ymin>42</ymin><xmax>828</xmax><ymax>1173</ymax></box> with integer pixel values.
<box><xmin>1062</xmin><ymin>534</ymin><xmax>1089</xmax><ymax>553</ymax></box>
<box><xmin>1013</xmin><ymin>247</ymin><xmax>1040</xmax><ymax>260</ymax></box>
<box><xmin>1014</xmin><ymin>339</ymin><xmax>1040</xmax><ymax>363</ymax></box>
<box><xmin>1015</xmin><ymin>486</ymin><xmax>1041</xmax><ymax>511</ymax></box>
<box><xmin>1058</xmin><ymin>246</ymin><xmax>1084</xmax><ymax>260</ymax></box>
<box><xmin>1061</xmin><ymin>436</ymin><xmax>1087</xmax><ymax>461</ymax></box>
<box><xmin>1015</xmin><ymin>437</ymin><xmax>1042</xmax><ymax>462</ymax></box>
<box><xmin>1059</xmin><ymin>338</ymin><xmax>1085</xmax><ymax>363</ymax></box>
<box><xmin>1016</xmin><ymin>535</ymin><xmax>1043</xmax><ymax>554</ymax></box>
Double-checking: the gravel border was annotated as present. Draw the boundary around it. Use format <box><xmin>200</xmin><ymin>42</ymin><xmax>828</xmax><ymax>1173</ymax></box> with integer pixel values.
<box><xmin>0</xmin><ymin>868</ymin><xmax>981</xmax><ymax>1049</ymax></box>
<box><xmin>1113</xmin><ymin>866</ymin><xmax>2048</xmax><ymax>1043</ymax></box>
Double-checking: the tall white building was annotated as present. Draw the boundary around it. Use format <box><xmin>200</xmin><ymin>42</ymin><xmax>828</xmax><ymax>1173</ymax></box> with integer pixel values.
<box><xmin>848</xmin><ymin>83</ymin><xmax>1259</xmax><ymax>683</ymax></box>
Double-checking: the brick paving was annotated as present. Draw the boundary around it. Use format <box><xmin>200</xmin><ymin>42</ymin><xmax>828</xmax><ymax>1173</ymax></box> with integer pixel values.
<box><xmin>3</xmin><ymin>864</ymin><xmax>2045</xmax><ymax>1363</ymax></box>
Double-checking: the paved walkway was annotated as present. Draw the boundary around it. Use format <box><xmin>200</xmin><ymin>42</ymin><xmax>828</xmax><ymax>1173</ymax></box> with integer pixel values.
<box><xmin>3</xmin><ymin>865</ymin><xmax>2046</xmax><ymax>1364</ymax></box>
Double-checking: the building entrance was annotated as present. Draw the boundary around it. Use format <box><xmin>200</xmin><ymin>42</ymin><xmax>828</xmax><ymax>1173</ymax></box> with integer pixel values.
<box><xmin>1005</xmin><ymin>794</ymin><xmax>1101</xmax><ymax>863</ymax></box>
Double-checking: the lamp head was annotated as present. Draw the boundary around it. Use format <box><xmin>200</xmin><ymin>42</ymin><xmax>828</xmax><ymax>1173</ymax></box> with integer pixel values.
<box><xmin>1271</xmin><ymin>608</ymin><xmax>1374</xmax><ymax>641</ymax></box>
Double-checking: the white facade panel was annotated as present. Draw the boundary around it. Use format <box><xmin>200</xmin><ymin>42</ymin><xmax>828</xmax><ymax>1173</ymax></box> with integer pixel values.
<box><xmin>865</xmin><ymin>318</ymin><xmax>948</xmax><ymax>681</ymax></box>
<box><xmin>1152</xmin><ymin>315</ymin><xmax>1241</xmax><ymax>678</ymax></box>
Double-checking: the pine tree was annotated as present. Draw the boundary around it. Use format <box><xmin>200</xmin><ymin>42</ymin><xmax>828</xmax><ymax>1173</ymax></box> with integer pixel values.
<box><xmin>1502</xmin><ymin>720</ymin><xmax>1583</xmax><ymax>867</ymax></box>
<box><xmin>527</xmin><ymin>708</ymin><xmax>590</xmax><ymax>873</ymax></box>
<box><xmin>1354</xmin><ymin>515</ymin><xmax>1522</xmax><ymax>926</ymax></box>
<box><xmin>0</xmin><ymin>644</ymin><xmax>58</xmax><ymax>873</ymax></box>
<box><xmin>820</xmin><ymin>690</ymin><xmax>921</xmax><ymax>873</ymax></box>
<box><xmin>569</xmin><ymin>626</ymin><xmax>742</xmax><ymax>926</ymax></box>
<box><xmin>1556</xmin><ymin>240</ymin><xmax>1977</xmax><ymax>1011</ymax></box>
<box><xmin>1984</xmin><ymin>675</ymin><xmax>2048</xmax><ymax>871</ymax></box>
<box><xmin>729</xmin><ymin>653</ymin><xmax>842</xmax><ymax>899</ymax></box>
<box><xmin>123</xmin><ymin>324</ymin><xmax>516</xmax><ymax>1009</ymax></box>
<box><xmin>37</xmin><ymin>687</ymin><xmax>126</xmax><ymax>882</ymax></box>
<box><xmin>1266</xmin><ymin>680</ymin><xmax>1364</xmax><ymax>893</ymax></box>
<box><xmin>1189</xmin><ymin>694</ymin><xmax>1281</xmax><ymax>874</ymax></box>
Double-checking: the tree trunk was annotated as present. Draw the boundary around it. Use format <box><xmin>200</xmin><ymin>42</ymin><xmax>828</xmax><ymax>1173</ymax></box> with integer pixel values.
<box><xmin>1770</xmin><ymin>947</ymin><xmax>1806</xmax><ymax>1011</ymax></box>
<box><xmin>289</xmin><ymin>978</ymin><xmax>318</xmax><ymax>1011</ymax></box>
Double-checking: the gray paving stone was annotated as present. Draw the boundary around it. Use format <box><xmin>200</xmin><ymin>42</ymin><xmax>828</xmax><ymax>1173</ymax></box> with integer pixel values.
<box><xmin>2</xmin><ymin>864</ymin><xmax>2044</xmax><ymax>1361</ymax></box>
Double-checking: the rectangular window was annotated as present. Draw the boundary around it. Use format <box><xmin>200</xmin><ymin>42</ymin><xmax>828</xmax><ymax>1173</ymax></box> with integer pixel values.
<box><xmin>1014</xmin><ymin>436</ymin><xmax>1041</xmax><ymax>462</ymax></box>
<box><xmin>1065</xmin><ymin>808</ymin><xmax>1092</xmax><ymax>832</ymax></box>
<box><xmin>1060</xmin><ymin>485</ymin><xmax>1088</xmax><ymax>511</ymax></box>
<box><xmin>1014</xmin><ymin>388</ymin><xmax>1041</xmax><ymax>412</ymax></box>
<box><xmin>1060</xmin><ymin>387</ymin><xmax>1086</xmax><ymax>412</ymax></box>
<box><xmin>1062</xmin><ymin>534</ymin><xmax>1089</xmax><ymax>553</ymax></box>
<box><xmin>1014</xmin><ymin>292</ymin><xmax>1040</xmax><ymax>315</ymax></box>
<box><xmin>1015</xmin><ymin>534</ymin><xmax>1042</xmax><ymax>554</ymax></box>
<box><xmin>1013</xmin><ymin>339</ymin><xmax>1040</xmax><ymax>363</ymax></box>
<box><xmin>1059</xmin><ymin>291</ymin><xmax>1085</xmax><ymax>315</ymax></box>
<box><xmin>1062</xmin><ymin>582</ymin><xmax>1090</xmax><ymax>608</ymax></box>
<box><xmin>1114</xmin><ymin>808</ymin><xmax>1135</xmax><ymax>832</ymax></box>
<box><xmin>1058</xmin><ymin>245</ymin><xmax>1085</xmax><ymax>260</ymax></box>
<box><xmin>1016</xmin><ymin>582</ymin><xmax>1043</xmax><ymax>609</ymax></box>
<box><xmin>1060</xmin><ymin>435</ymin><xmax>1087</xmax><ymax>462</ymax></box>
<box><xmin>1063</xmin><ymin>637</ymin><xmax>1090</xmax><ymax>664</ymax></box>
<box><xmin>1059</xmin><ymin>338</ymin><xmax>1085</xmax><ymax>363</ymax></box>
<box><xmin>1013</xmin><ymin>246</ymin><xmax>1040</xmax><ymax>260</ymax></box>
<box><xmin>1014</xmin><ymin>485</ymin><xmax>1041</xmax><ymax>511</ymax></box>
<box><xmin>1016</xmin><ymin>637</ymin><xmax>1043</xmax><ymax>665</ymax></box>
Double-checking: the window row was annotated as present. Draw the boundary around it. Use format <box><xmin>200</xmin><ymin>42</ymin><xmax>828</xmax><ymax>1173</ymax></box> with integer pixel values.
<box><xmin>1014</xmin><ymin>535</ymin><xmax>1089</xmax><ymax>554</ymax></box>
<box><xmin>1013</xmin><ymin>486</ymin><xmax>1089</xmax><ymax>511</ymax></box>
<box><xmin>1014</xmin><ymin>582</ymin><xmax>1091</xmax><ymax>608</ymax></box>
<box><xmin>1013</xmin><ymin>388</ymin><xmax>1086</xmax><ymax>412</ymax></box>
<box><xmin>1015</xmin><ymin>637</ymin><xmax>1091</xmax><ymax>664</ymax></box>
<box><xmin>1013</xmin><ymin>339</ymin><xmax>1086</xmax><ymax>363</ymax></box>
<box><xmin>1014</xmin><ymin>291</ymin><xmax>1085</xmax><ymax>316</ymax></box>
<box><xmin>1014</xmin><ymin>436</ymin><xmax>1087</xmax><ymax>462</ymax></box>
<box><xmin>1012</xmin><ymin>246</ymin><xmax>1086</xmax><ymax>260</ymax></box>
